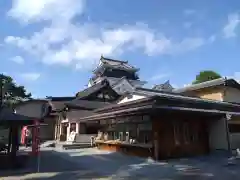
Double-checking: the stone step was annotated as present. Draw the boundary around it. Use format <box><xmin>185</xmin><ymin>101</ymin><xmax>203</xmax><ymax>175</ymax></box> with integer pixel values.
<box><xmin>62</xmin><ymin>143</ymin><xmax>92</xmax><ymax>150</ymax></box>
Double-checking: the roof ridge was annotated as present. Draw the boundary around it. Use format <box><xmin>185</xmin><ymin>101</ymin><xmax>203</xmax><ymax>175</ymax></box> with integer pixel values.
<box><xmin>101</xmin><ymin>56</ymin><xmax>128</xmax><ymax>63</ymax></box>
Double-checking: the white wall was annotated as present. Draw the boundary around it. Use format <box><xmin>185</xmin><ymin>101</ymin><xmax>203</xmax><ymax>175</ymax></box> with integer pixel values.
<box><xmin>39</xmin><ymin>117</ymin><xmax>56</xmax><ymax>140</ymax></box>
<box><xmin>208</xmin><ymin>118</ymin><xmax>229</xmax><ymax>151</ymax></box>
<box><xmin>118</xmin><ymin>94</ymin><xmax>146</xmax><ymax>104</ymax></box>
<box><xmin>79</xmin><ymin>123</ymin><xmax>87</xmax><ymax>134</ymax></box>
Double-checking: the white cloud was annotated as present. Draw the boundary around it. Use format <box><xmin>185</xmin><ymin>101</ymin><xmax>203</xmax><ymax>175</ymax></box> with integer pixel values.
<box><xmin>8</xmin><ymin>0</ymin><xmax>84</xmax><ymax>23</ymax></box>
<box><xmin>223</xmin><ymin>13</ymin><xmax>240</xmax><ymax>38</ymax></box>
<box><xmin>11</xmin><ymin>56</ymin><xmax>24</xmax><ymax>64</ymax></box>
<box><xmin>168</xmin><ymin>37</ymin><xmax>205</xmax><ymax>54</ymax></box>
<box><xmin>20</xmin><ymin>73</ymin><xmax>40</xmax><ymax>81</ymax></box>
<box><xmin>184</xmin><ymin>9</ymin><xmax>196</xmax><ymax>16</ymax></box>
<box><xmin>5</xmin><ymin>0</ymin><xmax>209</xmax><ymax>70</ymax></box>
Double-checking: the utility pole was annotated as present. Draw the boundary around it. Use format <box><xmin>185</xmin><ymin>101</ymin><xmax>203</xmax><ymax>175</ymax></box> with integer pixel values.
<box><xmin>0</xmin><ymin>74</ymin><xmax>8</xmax><ymax>108</ymax></box>
<box><xmin>0</xmin><ymin>74</ymin><xmax>3</xmax><ymax>108</ymax></box>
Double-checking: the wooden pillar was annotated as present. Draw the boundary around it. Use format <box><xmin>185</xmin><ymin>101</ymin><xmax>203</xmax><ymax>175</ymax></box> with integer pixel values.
<box><xmin>67</xmin><ymin>122</ymin><xmax>70</xmax><ymax>141</ymax></box>
<box><xmin>8</xmin><ymin>124</ymin><xmax>19</xmax><ymax>167</ymax></box>
<box><xmin>7</xmin><ymin>127</ymin><xmax>12</xmax><ymax>154</ymax></box>
<box><xmin>152</xmin><ymin>116</ymin><xmax>159</xmax><ymax>160</ymax></box>
<box><xmin>10</xmin><ymin>125</ymin><xmax>18</xmax><ymax>157</ymax></box>
<box><xmin>154</xmin><ymin>131</ymin><xmax>159</xmax><ymax>160</ymax></box>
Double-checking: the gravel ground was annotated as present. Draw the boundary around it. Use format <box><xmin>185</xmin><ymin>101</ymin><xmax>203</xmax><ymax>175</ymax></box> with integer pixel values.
<box><xmin>53</xmin><ymin>147</ymin><xmax>240</xmax><ymax>180</ymax></box>
<box><xmin>1</xmin><ymin>147</ymin><xmax>240</xmax><ymax>180</ymax></box>
<box><xmin>0</xmin><ymin>149</ymin><xmax>108</xmax><ymax>180</ymax></box>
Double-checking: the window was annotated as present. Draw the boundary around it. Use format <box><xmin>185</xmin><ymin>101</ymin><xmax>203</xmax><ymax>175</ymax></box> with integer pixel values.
<box><xmin>100</xmin><ymin>116</ymin><xmax>153</xmax><ymax>144</ymax></box>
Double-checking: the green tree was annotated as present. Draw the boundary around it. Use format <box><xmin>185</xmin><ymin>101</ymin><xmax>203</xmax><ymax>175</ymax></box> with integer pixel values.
<box><xmin>0</xmin><ymin>74</ymin><xmax>31</xmax><ymax>107</ymax></box>
<box><xmin>192</xmin><ymin>70</ymin><xmax>222</xmax><ymax>84</ymax></box>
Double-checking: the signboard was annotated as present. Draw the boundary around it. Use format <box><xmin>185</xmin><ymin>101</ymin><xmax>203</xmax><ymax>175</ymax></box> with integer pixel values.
<box><xmin>115</xmin><ymin>115</ymin><xmax>150</xmax><ymax>124</ymax></box>
<box><xmin>100</xmin><ymin>116</ymin><xmax>151</xmax><ymax>126</ymax></box>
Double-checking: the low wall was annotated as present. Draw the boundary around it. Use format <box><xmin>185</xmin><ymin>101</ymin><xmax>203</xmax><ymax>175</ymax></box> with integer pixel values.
<box><xmin>96</xmin><ymin>142</ymin><xmax>153</xmax><ymax>158</ymax></box>
<box><xmin>230</xmin><ymin>133</ymin><xmax>240</xmax><ymax>150</ymax></box>
<box><xmin>74</xmin><ymin>134</ymin><xmax>96</xmax><ymax>143</ymax></box>
<box><xmin>208</xmin><ymin>118</ymin><xmax>229</xmax><ymax>151</ymax></box>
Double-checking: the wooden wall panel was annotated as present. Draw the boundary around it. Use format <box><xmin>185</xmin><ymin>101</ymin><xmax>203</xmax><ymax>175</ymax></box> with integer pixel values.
<box><xmin>152</xmin><ymin>112</ymin><xmax>210</xmax><ymax>159</ymax></box>
<box><xmin>96</xmin><ymin>112</ymin><xmax>211</xmax><ymax>160</ymax></box>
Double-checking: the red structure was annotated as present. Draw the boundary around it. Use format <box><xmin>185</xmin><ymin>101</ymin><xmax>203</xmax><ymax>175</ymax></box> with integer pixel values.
<box><xmin>21</xmin><ymin>126</ymin><xmax>27</xmax><ymax>145</ymax></box>
<box><xmin>21</xmin><ymin>120</ymin><xmax>40</xmax><ymax>156</ymax></box>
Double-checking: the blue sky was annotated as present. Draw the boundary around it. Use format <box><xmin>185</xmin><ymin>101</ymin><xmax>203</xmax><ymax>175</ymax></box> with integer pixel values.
<box><xmin>1</xmin><ymin>0</ymin><xmax>240</xmax><ymax>98</ymax></box>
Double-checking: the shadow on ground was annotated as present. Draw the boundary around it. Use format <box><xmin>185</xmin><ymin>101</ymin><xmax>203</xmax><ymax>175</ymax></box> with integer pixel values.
<box><xmin>0</xmin><ymin>150</ymin><xmax>107</xmax><ymax>180</ymax></box>
<box><xmin>49</xmin><ymin>149</ymin><xmax>240</xmax><ymax>180</ymax></box>
<box><xmin>1</xmin><ymin>149</ymin><xmax>240</xmax><ymax>179</ymax></box>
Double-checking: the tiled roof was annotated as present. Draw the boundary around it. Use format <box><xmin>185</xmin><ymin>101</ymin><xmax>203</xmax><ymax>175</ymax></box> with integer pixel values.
<box><xmin>101</xmin><ymin>86</ymin><xmax>240</xmax><ymax>113</ymax></box>
<box><xmin>66</xmin><ymin>110</ymin><xmax>96</xmax><ymax>122</ymax></box>
<box><xmin>94</xmin><ymin>89</ymin><xmax>240</xmax><ymax>114</ymax></box>
<box><xmin>77</xmin><ymin>92</ymin><xmax>240</xmax><ymax>122</ymax></box>
<box><xmin>134</xmin><ymin>87</ymin><xmax>240</xmax><ymax>107</ymax></box>
<box><xmin>101</xmin><ymin>56</ymin><xmax>128</xmax><ymax>64</ymax></box>
<box><xmin>93</xmin><ymin>56</ymin><xmax>139</xmax><ymax>73</ymax></box>
<box><xmin>152</xmin><ymin>80</ymin><xmax>173</xmax><ymax>92</ymax></box>
<box><xmin>76</xmin><ymin>80</ymin><xmax>117</xmax><ymax>99</ymax></box>
<box><xmin>50</xmin><ymin>101</ymin><xmax>68</xmax><ymax>111</ymax></box>
<box><xmin>90</xmin><ymin>77</ymin><xmax>146</xmax><ymax>88</ymax></box>
<box><xmin>0</xmin><ymin>108</ymin><xmax>36</xmax><ymax>124</ymax></box>
<box><xmin>135</xmin><ymin>87</ymin><xmax>190</xmax><ymax>97</ymax></box>
<box><xmin>46</xmin><ymin>96</ymin><xmax>75</xmax><ymax>101</ymax></box>
<box><xmin>100</xmin><ymin>63</ymin><xmax>138</xmax><ymax>71</ymax></box>
<box><xmin>45</xmin><ymin>96</ymin><xmax>76</xmax><ymax>111</ymax></box>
